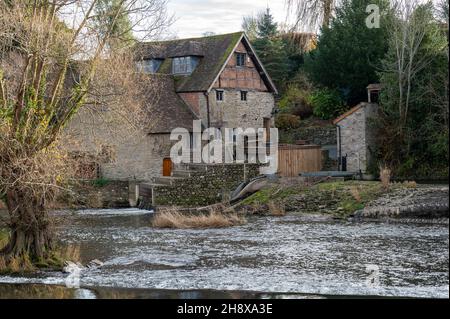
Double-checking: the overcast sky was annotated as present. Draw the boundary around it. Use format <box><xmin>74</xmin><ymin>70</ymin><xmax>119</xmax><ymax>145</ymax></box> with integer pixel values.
<box><xmin>166</xmin><ymin>0</ymin><xmax>289</xmax><ymax>38</ymax></box>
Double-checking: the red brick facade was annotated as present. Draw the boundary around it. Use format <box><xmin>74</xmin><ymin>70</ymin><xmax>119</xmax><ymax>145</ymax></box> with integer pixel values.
<box><xmin>179</xmin><ymin>92</ymin><xmax>201</xmax><ymax>116</ymax></box>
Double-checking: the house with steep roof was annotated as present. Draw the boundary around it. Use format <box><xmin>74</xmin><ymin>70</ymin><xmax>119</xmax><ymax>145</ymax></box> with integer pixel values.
<box><xmin>66</xmin><ymin>32</ymin><xmax>278</xmax><ymax>182</ymax></box>
<box><xmin>137</xmin><ymin>32</ymin><xmax>278</xmax><ymax>130</ymax></box>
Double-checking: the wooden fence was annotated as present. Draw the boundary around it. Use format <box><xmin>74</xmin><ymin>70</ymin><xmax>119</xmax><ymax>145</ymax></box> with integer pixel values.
<box><xmin>278</xmin><ymin>144</ymin><xmax>322</xmax><ymax>177</ymax></box>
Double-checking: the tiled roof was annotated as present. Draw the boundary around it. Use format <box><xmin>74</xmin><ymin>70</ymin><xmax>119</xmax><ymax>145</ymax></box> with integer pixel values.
<box><xmin>136</xmin><ymin>32</ymin><xmax>277</xmax><ymax>93</ymax></box>
<box><xmin>137</xmin><ymin>32</ymin><xmax>243</xmax><ymax>92</ymax></box>
<box><xmin>146</xmin><ymin>75</ymin><xmax>197</xmax><ymax>133</ymax></box>
<box><xmin>333</xmin><ymin>102</ymin><xmax>367</xmax><ymax>125</ymax></box>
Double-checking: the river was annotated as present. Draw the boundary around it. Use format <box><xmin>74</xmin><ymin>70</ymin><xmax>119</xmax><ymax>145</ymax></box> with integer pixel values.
<box><xmin>0</xmin><ymin>209</ymin><xmax>448</xmax><ymax>299</ymax></box>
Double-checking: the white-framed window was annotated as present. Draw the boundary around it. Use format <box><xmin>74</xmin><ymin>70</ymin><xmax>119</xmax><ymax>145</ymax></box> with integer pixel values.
<box><xmin>236</xmin><ymin>53</ymin><xmax>246</xmax><ymax>67</ymax></box>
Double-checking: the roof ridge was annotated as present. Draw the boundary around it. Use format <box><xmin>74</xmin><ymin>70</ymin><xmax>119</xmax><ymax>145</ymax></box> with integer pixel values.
<box><xmin>139</xmin><ymin>31</ymin><xmax>244</xmax><ymax>45</ymax></box>
<box><xmin>333</xmin><ymin>102</ymin><xmax>368</xmax><ymax>125</ymax></box>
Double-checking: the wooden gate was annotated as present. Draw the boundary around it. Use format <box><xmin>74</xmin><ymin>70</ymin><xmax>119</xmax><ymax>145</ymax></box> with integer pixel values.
<box><xmin>278</xmin><ymin>144</ymin><xmax>322</xmax><ymax>177</ymax></box>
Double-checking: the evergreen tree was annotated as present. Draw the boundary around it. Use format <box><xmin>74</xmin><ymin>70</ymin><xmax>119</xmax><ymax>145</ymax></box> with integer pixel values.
<box><xmin>246</xmin><ymin>8</ymin><xmax>289</xmax><ymax>91</ymax></box>
<box><xmin>257</xmin><ymin>8</ymin><xmax>278</xmax><ymax>38</ymax></box>
<box><xmin>304</xmin><ymin>0</ymin><xmax>389</xmax><ymax>105</ymax></box>
<box><xmin>95</xmin><ymin>0</ymin><xmax>135</xmax><ymax>51</ymax></box>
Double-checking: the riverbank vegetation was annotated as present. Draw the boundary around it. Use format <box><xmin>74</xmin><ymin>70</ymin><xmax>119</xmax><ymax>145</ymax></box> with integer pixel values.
<box><xmin>0</xmin><ymin>227</ymin><xmax>81</xmax><ymax>273</ymax></box>
<box><xmin>238</xmin><ymin>179</ymin><xmax>416</xmax><ymax>217</ymax></box>
<box><xmin>152</xmin><ymin>207</ymin><xmax>247</xmax><ymax>229</ymax></box>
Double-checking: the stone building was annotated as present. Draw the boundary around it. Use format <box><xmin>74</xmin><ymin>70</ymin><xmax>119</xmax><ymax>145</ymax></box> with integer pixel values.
<box><xmin>333</xmin><ymin>102</ymin><xmax>379</xmax><ymax>173</ymax></box>
<box><xmin>66</xmin><ymin>32</ymin><xmax>278</xmax><ymax>183</ymax></box>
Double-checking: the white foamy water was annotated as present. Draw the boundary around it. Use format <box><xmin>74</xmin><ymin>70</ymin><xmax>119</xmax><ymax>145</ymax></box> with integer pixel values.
<box><xmin>1</xmin><ymin>210</ymin><xmax>448</xmax><ymax>298</ymax></box>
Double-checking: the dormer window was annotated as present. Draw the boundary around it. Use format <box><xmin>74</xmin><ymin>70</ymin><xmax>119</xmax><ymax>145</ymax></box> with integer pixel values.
<box><xmin>172</xmin><ymin>56</ymin><xmax>199</xmax><ymax>75</ymax></box>
<box><xmin>137</xmin><ymin>59</ymin><xmax>163</xmax><ymax>74</ymax></box>
<box><xmin>236</xmin><ymin>53</ymin><xmax>246</xmax><ymax>67</ymax></box>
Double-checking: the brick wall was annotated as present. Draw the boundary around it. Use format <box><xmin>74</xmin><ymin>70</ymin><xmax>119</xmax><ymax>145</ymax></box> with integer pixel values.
<box><xmin>213</xmin><ymin>41</ymin><xmax>268</xmax><ymax>91</ymax></box>
<box><xmin>179</xmin><ymin>92</ymin><xmax>201</xmax><ymax>116</ymax></box>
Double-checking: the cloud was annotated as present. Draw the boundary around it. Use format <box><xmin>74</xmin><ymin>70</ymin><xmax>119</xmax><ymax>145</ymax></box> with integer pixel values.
<box><xmin>167</xmin><ymin>0</ymin><xmax>287</xmax><ymax>38</ymax></box>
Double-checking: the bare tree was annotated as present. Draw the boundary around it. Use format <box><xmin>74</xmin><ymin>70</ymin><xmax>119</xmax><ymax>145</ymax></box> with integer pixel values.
<box><xmin>381</xmin><ymin>0</ymin><xmax>445</xmax><ymax>127</ymax></box>
<box><xmin>286</xmin><ymin>0</ymin><xmax>338</xmax><ymax>31</ymax></box>
<box><xmin>242</xmin><ymin>14</ymin><xmax>259</xmax><ymax>40</ymax></box>
<box><xmin>0</xmin><ymin>0</ymin><xmax>170</xmax><ymax>269</ymax></box>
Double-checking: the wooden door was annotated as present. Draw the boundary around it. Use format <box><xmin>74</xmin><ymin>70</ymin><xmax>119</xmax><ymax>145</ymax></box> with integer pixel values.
<box><xmin>163</xmin><ymin>158</ymin><xmax>172</xmax><ymax>176</ymax></box>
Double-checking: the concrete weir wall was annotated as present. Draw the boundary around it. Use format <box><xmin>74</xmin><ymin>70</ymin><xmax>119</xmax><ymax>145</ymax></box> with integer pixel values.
<box><xmin>141</xmin><ymin>163</ymin><xmax>262</xmax><ymax>207</ymax></box>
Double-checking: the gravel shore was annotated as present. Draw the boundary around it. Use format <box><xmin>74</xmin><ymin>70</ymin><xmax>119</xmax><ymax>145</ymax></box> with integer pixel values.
<box><xmin>354</xmin><ymin>185</ymin><xmax>449</xmax><ymax>220</ymax></box>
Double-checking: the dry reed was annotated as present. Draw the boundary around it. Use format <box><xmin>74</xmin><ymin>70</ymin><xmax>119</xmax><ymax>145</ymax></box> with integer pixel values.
<box><xmin>268</xmin><ymin>201</ymin><xmax>286</xmax><ymax>216</ymax></box>
<box><xmin>350</xmin><ymin>186</ymin><xmax>362</xmax><ymax>202</ymax></box>
<box><xmin>152</xmin><ymin>207</ymin><xmax>246</xmax><ymax>229</ymax></box>
<box><xmin>379</xmin><ymin>165</ymin><xmax>392</xmax><ymax>190</ymax></box>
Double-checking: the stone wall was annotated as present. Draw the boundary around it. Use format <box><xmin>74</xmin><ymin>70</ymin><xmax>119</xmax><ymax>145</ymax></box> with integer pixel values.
<box><xmin>279</xmin><ymin>123</ymin><xmax>336</xmax><ymax>145</ymax></box>
<box><xmin>208</xmin><ymin>89</ymin><xmax>274</xmax><ymax>129</ymax></box>
<box><xmin>64</xmin><ymin>109</ymin><xmax>176</xmax><ymax>182</ymax></box>
<box><xmin>100</xmin><ymin>133</ymin><xmax>174</xmax><ymax>181</ymax></box>
<box><xmin>294</xmin><ymin>125</ymin><xmax>336</xmax><ymax>146</ymax></box>
<box><xmin>55</xmin><ymin>180</ymin><xmax>131</xmax><ymax>209</ymax></box>
<box><xmin>149</xmin><ymin>163</ymin><xmax>261</xmax><ymax>207</ymax></box>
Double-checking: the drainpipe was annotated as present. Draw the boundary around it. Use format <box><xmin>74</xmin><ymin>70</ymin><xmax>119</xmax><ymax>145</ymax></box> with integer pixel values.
<box><xmin>204</xmin><ymin>92</ymin><xmax>211</xmax><ymax>127</ymax></box>
<box><xmin>336</xmin><ymin>124</ymin><xmax>342</xmax><ymax>171</ymax></box>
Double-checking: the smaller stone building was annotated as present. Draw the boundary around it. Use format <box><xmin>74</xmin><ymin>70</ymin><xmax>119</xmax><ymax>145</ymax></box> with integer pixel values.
<box><xmin>334</xmin><ymin>102</ymin><xmax>378</xmax><ymax>173</ymax></box>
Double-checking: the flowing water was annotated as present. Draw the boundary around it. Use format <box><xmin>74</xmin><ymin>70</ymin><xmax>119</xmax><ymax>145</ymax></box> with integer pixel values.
<box><xmin>0</xmin><ymin>209</ymin><xmax>448</xmax><ymax>299</ymax></box>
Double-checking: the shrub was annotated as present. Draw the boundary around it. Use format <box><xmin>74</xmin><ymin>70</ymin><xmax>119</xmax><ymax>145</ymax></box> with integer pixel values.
<box><xmin>278</xmin><ymin>85</ymin><xmax>313</xmax><ymax>118</ymax></box>
<box><xmin>310</xmin><ymin>88</ymin><xmax>346</xmax><ymax>120</ymax></box>
<box><xmin>92</xmin><ymin>178</ymin><xmax>110</xmax><ymax>188</ymax></box>
<box><xmin>275</xmin><ymin>114</ymin><xmax>301</xmax><ymax>130</ymax></box>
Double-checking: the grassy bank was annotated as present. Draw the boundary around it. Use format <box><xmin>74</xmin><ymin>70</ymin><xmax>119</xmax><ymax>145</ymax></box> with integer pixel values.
<box><xmin>239</xmin><ymin>180</ymin><xmax>410</xmax><ymax>217</ymax></box>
